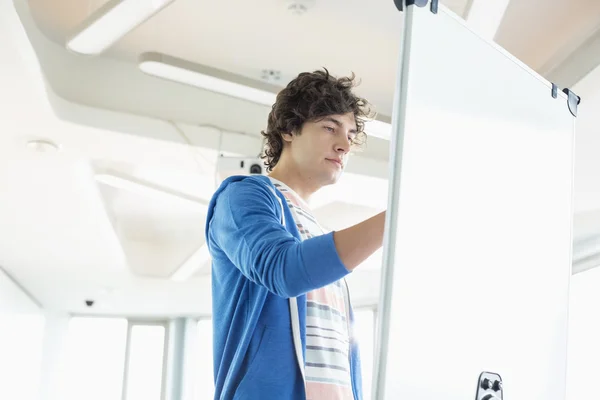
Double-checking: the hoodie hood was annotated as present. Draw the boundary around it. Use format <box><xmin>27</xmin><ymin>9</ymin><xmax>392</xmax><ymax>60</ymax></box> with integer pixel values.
<box><xmin>204</xmin><ymin>174</ymin><xmax>275</xmax><ymax>240</ymax></box>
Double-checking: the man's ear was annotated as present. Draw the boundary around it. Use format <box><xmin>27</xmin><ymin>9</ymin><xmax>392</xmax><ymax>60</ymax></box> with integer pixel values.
<box><xmin>281</xmin><ymin>131</ymin><xmax>294</xmax><ymax>143</ymax></box>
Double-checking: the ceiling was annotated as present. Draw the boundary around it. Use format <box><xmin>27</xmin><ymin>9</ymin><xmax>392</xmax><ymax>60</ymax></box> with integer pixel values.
<box><xmin>1</xmin><ymin>0</ymin><xmax>600</xmax><ymax>317</ymax></box>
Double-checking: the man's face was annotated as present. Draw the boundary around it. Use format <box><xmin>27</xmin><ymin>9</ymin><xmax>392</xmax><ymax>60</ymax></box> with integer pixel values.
<box><xmin>283</xmin><ymin>112</ymin><xmax>357</xmax><ymax>188</ymax></box>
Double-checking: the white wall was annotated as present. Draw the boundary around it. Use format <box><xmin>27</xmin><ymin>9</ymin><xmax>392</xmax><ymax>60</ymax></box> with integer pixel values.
<box><xmin>0</xmin><ymin>266</ymin><xmax>41</xmax><ymax>313</ymax></box>
<box><xmin>0</xmin><ymin>266</ymin><xmax>44</xmax><ymax>400</ymax></box>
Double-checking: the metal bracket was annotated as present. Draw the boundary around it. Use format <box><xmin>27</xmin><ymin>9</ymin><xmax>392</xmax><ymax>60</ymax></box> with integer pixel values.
<box><xmin>551</xmin><ymin>83</ymin><xmax>558</xmax><ymax>99</ymax></box>
<box><xmin>430</xmin><ymin>0</ymin><xmax>438</xmax><ymax>14</ymax></box>
<box><xmin>394</xmin><ymin>0</ymin><xmax>434</xmax><ymax>12</ymax></box>
<box><xmin>475</xmin><ymin>371</ymin><xmax>503</xmax><ymax>400</ymax></box>
<box><xmin>562</xmin><ymin>88</ymin><xmax>581</xmax><ymax>117</ymax></box>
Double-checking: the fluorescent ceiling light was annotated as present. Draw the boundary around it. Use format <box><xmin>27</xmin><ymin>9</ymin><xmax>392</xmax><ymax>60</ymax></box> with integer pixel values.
<box><xmin>139</xmin><ymin>53</ymin><xmax>279</xmax><ymax>106</ymax></box>
<box><xmin>170</xmin><ymin>244</ymin><xmax>211</xmax><ymax>281</ymax></box>
<box><xmin>67</xmin><ymin>0</ymin><xmax>175</xmax><ymax>55</ymax></box>
<box><xmin>139</xmin><ymin>53</ymin><xmax>393</xmax><ymax>140</ymax></box>
<box><xmin>95</xmin><ymin>171</ymin><xmax>208</xmax><ymax>209</ymax></box>
<box><xmin>364</xmin><ymin>119</ymin><xmax>392</xmax><ymax>141</ymax></box>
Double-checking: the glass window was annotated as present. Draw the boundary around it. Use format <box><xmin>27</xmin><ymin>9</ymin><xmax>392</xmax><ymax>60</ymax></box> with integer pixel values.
<box><xmin>181</xmin><ymin>318</ymin><xmax>215</xmax><ymax>400</ymax></box>
<box><xmin>124</xmin><ymin>324</ymin><xmax>167</xmax><ymax>400</ymax></box>
<box><xmin>196</xmin><ymin>319</ymin><xmax>214</xmax><ymax>399</ymax></box>
<box><xmin>61</xmin><ymin>317</ymin><xmax>127</xmax><ymax>400</ymax></box>
<box><xmin>0</xmin><ymin>313</ymin><xmax>44</xmax><ymax>400</ymax></box>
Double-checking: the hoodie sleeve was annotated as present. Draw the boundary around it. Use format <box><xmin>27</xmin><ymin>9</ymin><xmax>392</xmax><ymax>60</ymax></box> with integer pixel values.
<box><xmin>208</xmin><ymin>179</ymin><xmax>350</xmax><ymax>298</ymax></box>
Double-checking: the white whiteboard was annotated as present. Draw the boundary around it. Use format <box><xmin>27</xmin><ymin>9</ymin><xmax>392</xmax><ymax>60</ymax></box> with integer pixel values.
<box><xmin>375</xmin><ymin>3</ymin><xmax>576</xmax><ymax>400</ymax></box>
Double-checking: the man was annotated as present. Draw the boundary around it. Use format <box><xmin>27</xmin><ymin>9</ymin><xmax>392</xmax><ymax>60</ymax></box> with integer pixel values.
<box><xmin>205</xmin><ymin>69</ymin><xmax>386</xmax><ymax>400</ymax></box>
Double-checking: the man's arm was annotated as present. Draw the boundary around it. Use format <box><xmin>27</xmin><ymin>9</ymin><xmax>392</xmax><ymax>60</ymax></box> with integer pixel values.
<box><xmin>208</xmin><ymin>180</ymin><xmax>350</xmax><ymax>298</ymax></box>
<box><xmin>333</xmin><ymin>211</ymin><xmax>386</xmax><ymax>271</ymax></box>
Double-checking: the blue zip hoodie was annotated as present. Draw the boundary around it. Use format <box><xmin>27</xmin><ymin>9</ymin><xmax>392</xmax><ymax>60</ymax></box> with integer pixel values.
<box><xmin>205</xmin><ymin>175</ymin><xmax>363</xmax><ymax>400</ymax></box>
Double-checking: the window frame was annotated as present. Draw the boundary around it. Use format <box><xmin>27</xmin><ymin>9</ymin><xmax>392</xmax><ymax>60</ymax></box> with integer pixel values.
<box><xmin>121</xmin><ymin>319</ymin><xmax>170</xmax><ymax>400</ymax></box>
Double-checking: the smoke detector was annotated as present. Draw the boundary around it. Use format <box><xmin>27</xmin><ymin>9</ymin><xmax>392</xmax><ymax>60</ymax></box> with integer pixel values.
<box><xmin>286</xmin><ymin>0</ymin><xmax>316</xmax><ymax>15</ymax></box>
<box><xmin>261</xmin><ymin>69</ymin><xmax>281</xmax><ymax>83</ymax></box>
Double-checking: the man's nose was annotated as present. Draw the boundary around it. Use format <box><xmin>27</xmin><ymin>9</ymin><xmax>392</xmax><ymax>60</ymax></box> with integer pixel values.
<box><xmin>336</xmin><ymin>136</ymin><xmax>351</xmax><ymax>153</ymax></box>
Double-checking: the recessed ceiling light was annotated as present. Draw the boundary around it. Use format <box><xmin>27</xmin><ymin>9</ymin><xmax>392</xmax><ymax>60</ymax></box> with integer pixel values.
<box><xmin>26</xmin><ymin>139</ymin><xmax>60</xmax><ymax>152</ymax></box>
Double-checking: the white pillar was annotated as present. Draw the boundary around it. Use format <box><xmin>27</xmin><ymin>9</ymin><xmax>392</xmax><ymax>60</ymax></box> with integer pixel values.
<box><xmin>38</xmin><ymin>312</ymin><xmax>70</xmax><ymax>400</ymax></box>
<box><xmin>165</xmin><ymin>318</ymin><xmax>186</xmax><ymax>400</ymax></box>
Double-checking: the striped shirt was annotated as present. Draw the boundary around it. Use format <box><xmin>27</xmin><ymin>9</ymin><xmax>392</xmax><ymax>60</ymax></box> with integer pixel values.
<box><xmin>269</xmin><ymin>177</ymin><xmax>354</xmax><ymax>400</ymax></box>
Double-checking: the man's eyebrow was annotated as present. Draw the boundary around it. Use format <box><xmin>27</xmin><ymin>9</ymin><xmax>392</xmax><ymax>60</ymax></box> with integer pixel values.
<box><xmin>323</xmin><ymin>117</ymin><xmax>358</xmax><ymax>134</ymax></box>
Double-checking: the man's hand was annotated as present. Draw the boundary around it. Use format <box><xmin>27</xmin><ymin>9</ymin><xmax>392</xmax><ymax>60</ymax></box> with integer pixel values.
<box><xmin>332</xmin><ymin>211</ymin><xmax>386</xmax><ymax>271</ymax></box>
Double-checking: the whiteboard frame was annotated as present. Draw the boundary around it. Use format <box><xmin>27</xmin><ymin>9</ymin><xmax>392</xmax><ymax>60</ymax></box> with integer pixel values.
<box><xmin>372</xmin><ymin>2</ymin><xmax>577</xmax><ymax>399</ymax></box>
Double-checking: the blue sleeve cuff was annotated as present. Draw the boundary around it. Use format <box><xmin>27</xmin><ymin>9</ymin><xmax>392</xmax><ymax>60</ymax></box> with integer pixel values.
<box><xmin>300</xmin><ymin>231</ymin><xmax>350</xmax><ymax>288</ymax></box>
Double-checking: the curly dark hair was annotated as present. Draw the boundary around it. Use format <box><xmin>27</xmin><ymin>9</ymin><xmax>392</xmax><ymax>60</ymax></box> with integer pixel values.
<box><xmin>260</xmin><ymin>68</ymin><xmax>375</xmax><ymax>172</ymax></box>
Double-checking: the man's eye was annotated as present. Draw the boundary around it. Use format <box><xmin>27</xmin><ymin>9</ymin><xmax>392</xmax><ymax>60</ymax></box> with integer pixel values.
<box><xmin>324</xmin><ymin>126</ymin><xmax>335</xmax><ymax>132</ymax></box>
